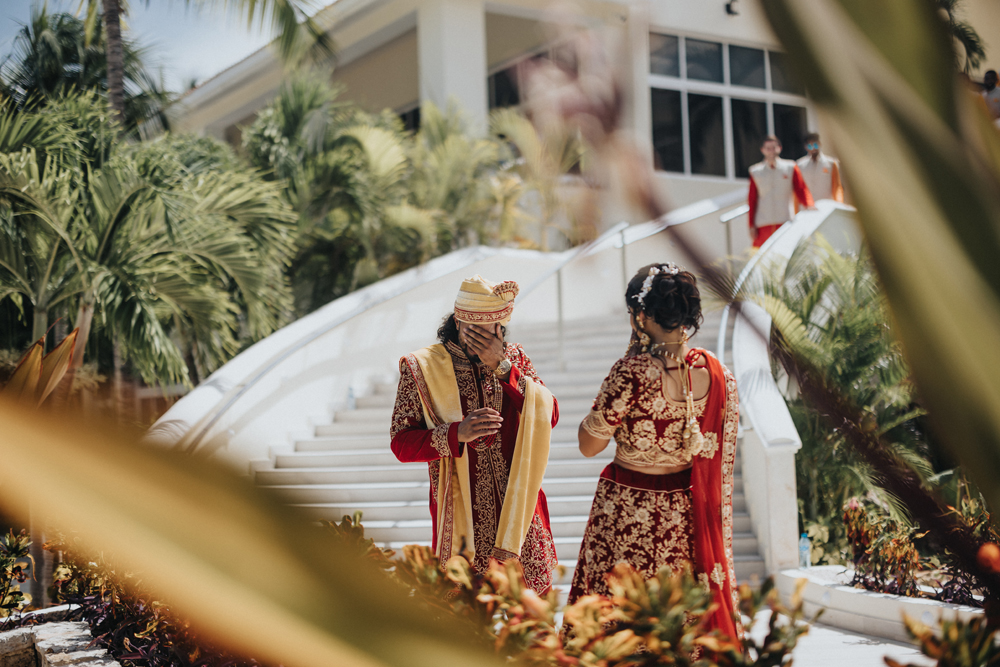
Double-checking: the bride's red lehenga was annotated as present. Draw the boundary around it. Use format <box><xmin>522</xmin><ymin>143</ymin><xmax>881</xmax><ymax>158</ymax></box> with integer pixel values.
<box><xmin>569</xmin><ymin>348</ymin><xmax>742</xmax><ymax>641</ymax></box>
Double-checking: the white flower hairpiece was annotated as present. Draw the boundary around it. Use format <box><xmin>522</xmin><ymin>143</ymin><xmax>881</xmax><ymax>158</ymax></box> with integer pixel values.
<box><xmin>631</xmin><ymin>263</ymin><xmax>680</xmax><ymax>307</ymax></box>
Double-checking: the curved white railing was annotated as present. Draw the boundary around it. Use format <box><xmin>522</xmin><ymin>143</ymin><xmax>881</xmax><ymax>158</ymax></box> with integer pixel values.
<box><xmin>149</xmin><ymin>188</ymin><xmax>749</xmax><ymax>471</ymax></box>
<box><xmin>716</xmin><ymin>200</ymin><xmax>862</xmax><ymax>574</ymax></box>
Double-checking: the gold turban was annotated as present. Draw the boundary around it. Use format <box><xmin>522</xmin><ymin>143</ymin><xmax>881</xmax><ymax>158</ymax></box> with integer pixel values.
<box><xmin>454</xmin><ymin>275</ymin><xmax>519</xmax><ymax>325</ymax></box>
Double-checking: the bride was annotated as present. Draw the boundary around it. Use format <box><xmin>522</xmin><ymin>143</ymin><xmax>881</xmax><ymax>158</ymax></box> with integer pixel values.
<box><xmin>569</xmin><ymin>263</ymin><xmax>742</xmax><ymax>640</ymax></box>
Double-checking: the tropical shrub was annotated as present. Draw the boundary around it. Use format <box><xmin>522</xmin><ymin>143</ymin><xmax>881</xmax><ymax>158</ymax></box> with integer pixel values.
<box><xmin>50</xmin><ymin>533</ymin><xmax>262</xmax><ymax>667</ymax></box>
<box><xmin>0</xmin><ymin>530</ymin><xmax>31</xmax><ymax>627</ymax></box>
<box><xmin>843</xmin><ymin>498</ymin><xmax>922</xmax><ymax>598</ymax></box>
<box><xmin>44</xmin><ymin>514</ymin><xmax>810</xmax><ymax>667</ymax></box>
<box><xmin>731</xmin><ymin>239</ymin><xmax>1000</xmax><ymax>604</ymax></box>
<box><xmin>728</xmin><ymin>240</ymin><xmax>935</xmax><ymax>567</ymax></box>
<box><xmin>243</xmin><ymin>77</ymin><xmax>546</xmax><ymax>314</ymax></box>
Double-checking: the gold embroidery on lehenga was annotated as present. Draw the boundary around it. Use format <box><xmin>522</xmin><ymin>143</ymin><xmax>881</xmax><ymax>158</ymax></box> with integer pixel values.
<box><xmin>590</xmin><ymin>356</ymin><xmax>709</xmax><ymax>468</ymax></box>
<box><xmin>569</xmin><ymin>477</ymin><xmax>693</xmax><ymax>598</ymax></box>
<box><xmin>711</xmin><ymin>562</ymin><xmax>726</xmax><ymax>587</ymax></box>
<box><xmin>582</xmin><ymin>410</ymin><xmax>617</xmax><ymax>439</ymax></box>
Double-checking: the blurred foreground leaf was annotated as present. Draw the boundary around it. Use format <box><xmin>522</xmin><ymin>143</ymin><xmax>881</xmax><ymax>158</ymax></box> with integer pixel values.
<box><xmin>762</xmin><ymin>0</ymin><xmax>1000</xmax><ymax>515</ymax></box>
<box><xmin>0</xmin><ymin>401</ymin><xmax>497</xmax><ymax>667</ymax></box>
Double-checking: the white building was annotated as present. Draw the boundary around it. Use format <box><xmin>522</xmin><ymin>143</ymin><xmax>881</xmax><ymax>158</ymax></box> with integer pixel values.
<box><xmin>170</xmin><ymin>0</ymin><xmax>1000</xmax><ymax>245</ymax></box>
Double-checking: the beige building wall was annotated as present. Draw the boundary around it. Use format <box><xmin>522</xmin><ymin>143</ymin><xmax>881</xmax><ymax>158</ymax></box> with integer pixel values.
<box><xmin>486</xmin><ymin>14</ymin><xmax>548</xmax><ymax>69</ymax></box>
<box><xmin>332</xmin><ymin>29</ymin><xmax>420</xmax><ymax>112</ymax></box>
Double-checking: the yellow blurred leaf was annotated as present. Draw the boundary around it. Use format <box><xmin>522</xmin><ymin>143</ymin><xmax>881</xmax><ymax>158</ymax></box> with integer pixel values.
<box><xmin>762</xmin><ymin>0</ymin><xmax>1000</xmax><ymax>517</ymax></box>
<box><xmin>36</xmin><ymin>329</ymin><xmax>77</xmax><ymax>406</ymax></box>
<box><xmin>0</xmin><ymin>401</ymin><xmax>499</xmax><ymax>667</ymax></box>
<box><xmin>2</xmin><ymin>339</ymin><xmax>43</xmax><ymax>404</ymax></box>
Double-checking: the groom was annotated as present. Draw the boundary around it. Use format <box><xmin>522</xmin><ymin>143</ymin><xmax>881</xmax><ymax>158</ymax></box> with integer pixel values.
<box><xmin>390</xmin><ymin>275</ymin><xmax>559</xmax><ymax>592</ymax></box>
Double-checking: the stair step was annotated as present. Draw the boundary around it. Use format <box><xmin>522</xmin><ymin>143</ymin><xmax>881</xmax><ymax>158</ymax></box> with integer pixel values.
<box><xmin>356</xmin><ymin>394</ymin><xmax>396</xmax><ymax>409</ymax></box>
<box><xmin>262</xmin><ymin>482</ymin><xmax>432</xmax><ymax>504</ymax></box>
<box><xmin>263</xmin><ymin>457</ymin><xmax>625</xmax><ymax>483</ymax></box>
<box><xmin>334</xmin><ymin>407</ymin><xmax>394</xmax><ymax>423</ymax></box>
<box><xmin>316</xmin><ymin>421</ymin><xmax>388</xmax><ymax>437</ymax></box>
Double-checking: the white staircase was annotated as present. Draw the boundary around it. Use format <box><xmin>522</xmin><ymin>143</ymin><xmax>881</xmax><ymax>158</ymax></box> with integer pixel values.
<box><xmin>255</xmin><ymin>312</ymin><xmax>767</xmax><ymax>591</ymax></box>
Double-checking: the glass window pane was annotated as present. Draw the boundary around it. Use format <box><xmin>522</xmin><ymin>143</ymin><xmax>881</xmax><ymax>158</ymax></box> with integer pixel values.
<box><xmin>650</xmin><ymin>33</ymin><xmax>680</xmax><ymax>77</ymax></box>
<box><xmin>731</xmin><ymin>98</ymin><xmax>767</xmax><ymax>177</ymax></box>
<box><xmin>686</xmin><ymin>39</ymin><xmax>723</xmax><ymax>82</ymax></box>
<box><xmin>399</xmin><ymin>107</ymin><xmax>421</xmax><ymax>132</ymax></box>
<box><xmin>774</xmin><ymin>104</ymin><xmax>808</xmax><ymax>160</ymax></box>
<box><xmin>688</xmin><ymin>93</ymin><xmax>725</xmax><ymax>176</ymax></box>
<box><xmin>729</xmin><ymin>45</ymin><xmax>765</xmax><ymax>88</ymax></box>
<box><xmin>769</xmin><ymin>51</ymin><xmax>805</xmax><ymax>94</ymax></box>
<box><xmin>651</xmin><ymin>88</ymin><xmax>683</xmax><ymax>172</ymax></box>
<box><xmin>489</xmin><ymin>66</ymin><xmax>520</xmax><ymax>110</ymax></box>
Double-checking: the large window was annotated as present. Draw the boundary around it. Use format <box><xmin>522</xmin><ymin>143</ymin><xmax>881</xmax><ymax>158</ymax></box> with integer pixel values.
<box><xmin>688</xmin><ymin>94</ymin><xmax>725</xmax><ymax>176</ymax></box>
<box><xmin>731</xmin><ymin>98</ymin><xmax>767</xmax><ymax>176</ymax></box>
<box><xmin>649</xmin><ymin>33</ymin><xmax>811</xmax><ymax>179</ymax></box>
<box><xmin>651</xmin><ymin>89</ymin><xmax>683</xmax><ymax>172</ymax></box>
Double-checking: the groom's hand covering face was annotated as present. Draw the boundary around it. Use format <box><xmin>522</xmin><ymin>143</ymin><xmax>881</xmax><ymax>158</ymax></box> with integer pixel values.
<box><xmin>461</xmin><ymin>322</ymin><xmax>505</xmax><ymax>370</ymax></box>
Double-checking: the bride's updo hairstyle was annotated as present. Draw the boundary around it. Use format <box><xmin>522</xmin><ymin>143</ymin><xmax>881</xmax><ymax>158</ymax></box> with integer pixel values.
<box><xmin>625</xmin><ymin>263</ymin><xmax>703</xmax><ymax>334</ymax></box>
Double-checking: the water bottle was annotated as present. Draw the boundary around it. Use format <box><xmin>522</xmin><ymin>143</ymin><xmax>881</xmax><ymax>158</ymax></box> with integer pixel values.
<box><xmin>798</xmin><ymin>532</ymin><xmax>811</xmax><ymax>569</ymax></box>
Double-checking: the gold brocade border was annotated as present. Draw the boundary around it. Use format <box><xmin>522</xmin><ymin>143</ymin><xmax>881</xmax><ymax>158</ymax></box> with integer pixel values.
<box><xmin>454</xmin><ymin>303</ymin><xmax>514</xmax><ymax>323</ymax></box>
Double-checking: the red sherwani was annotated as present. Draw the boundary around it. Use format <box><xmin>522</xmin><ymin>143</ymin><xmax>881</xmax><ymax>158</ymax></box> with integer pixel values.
<box><xmin>390</xmin><ymin>339</ymin><xmax>560</xmax><ymax>591</ymax></box>
<box><xmin>748</xmin><ymin>158</ymin><xmax>813</xmax><ymax>248</ymax></box>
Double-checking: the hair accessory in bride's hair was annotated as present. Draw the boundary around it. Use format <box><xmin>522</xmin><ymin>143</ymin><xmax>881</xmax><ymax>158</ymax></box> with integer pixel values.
<box><xmin>631</xmin><ymin>263</ymin><xmax>680</xmax><ymax>307</ymax></box>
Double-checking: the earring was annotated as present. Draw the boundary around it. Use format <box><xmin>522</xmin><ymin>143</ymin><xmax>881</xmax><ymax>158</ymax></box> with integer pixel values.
<box><xmin>637</xmin><ymin>319</ymin><xmax>651</xmax><ymax>353</ymax></box>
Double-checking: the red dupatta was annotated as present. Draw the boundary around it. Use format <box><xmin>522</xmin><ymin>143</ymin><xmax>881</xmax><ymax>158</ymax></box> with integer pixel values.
<box><xmin>689</xmin><ymin>349</ymin><xmax>742</xmax><ymax>641</ymax></box>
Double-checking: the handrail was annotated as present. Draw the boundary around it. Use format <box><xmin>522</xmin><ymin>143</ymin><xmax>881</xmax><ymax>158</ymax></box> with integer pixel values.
<box><xmin>519</xmin><ymin>187</ymin><xmax>748</xmax><ymax>305</ymax></box>
<box><xmin>714</xmin><ymin>215</ymin><xmax>797</xmax><ymax>364</ymax></box>
<box><xmin>175</xmin><ymin>247</ymin><xmax>497</xmax><ymax>453</ymax></box>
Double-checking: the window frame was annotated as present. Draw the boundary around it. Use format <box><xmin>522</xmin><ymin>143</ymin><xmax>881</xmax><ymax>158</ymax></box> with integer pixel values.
<box><xmin>648</xmin><ymin>31</ymin><xmax>815</xmax><ymax>181</ymax></box>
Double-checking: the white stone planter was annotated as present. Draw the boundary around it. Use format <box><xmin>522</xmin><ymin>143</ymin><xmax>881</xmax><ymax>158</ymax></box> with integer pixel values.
<box><xmin>0</xmin><ymin>620</ymin><xmax>121</xmax><ymax>667</ymax></box>
<box><xmin>776</xmin><ymin>565</ymin><xmax>984</xmax><ymax>643</ymax></box>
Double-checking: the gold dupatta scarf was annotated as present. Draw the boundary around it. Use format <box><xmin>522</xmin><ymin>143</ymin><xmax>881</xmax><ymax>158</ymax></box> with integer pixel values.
<box><xmin>401</xmin><ymin>344</ymin><xmax>553</xmax><ymax>564</ymax></box>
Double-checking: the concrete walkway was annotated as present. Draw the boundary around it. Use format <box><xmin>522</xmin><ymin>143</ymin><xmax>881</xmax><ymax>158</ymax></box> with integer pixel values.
<box><xmin>749</xmin><ymin>612</ymin><xmax>934</xmax><ymax>666</ymax></box>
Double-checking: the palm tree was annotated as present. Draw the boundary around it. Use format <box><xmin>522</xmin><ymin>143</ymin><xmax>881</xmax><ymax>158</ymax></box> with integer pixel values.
<box><xmin>936</xmin><ymin>0</ymin><xmax>987</xmax><ymax>74</ymax></box>
<box><xmin>489</xmin><ymin>108</ymin><xmax>585</xmax><ymax>251</ymax></box>
<box><xmin>0</xmin><ymin>95</ymin><xmax>296</xmax><ymax>386</ymax></box>
<box><xmin>244</xmin><ymin>77</ymin><xmax>432</xmax><ymax>310</ymax></box>
<box><xmin>78</xmin><ymin>0</ymin><xmax>333</xmax><ymax>126</ymax></box>
<box><xmin>0</xmin><ymin>6</ymin><xmax>172</xmax><ymax>138</ymax></box>
<box><xmin>407</xmin><ymin>102</ymin><xmax>529</xmax><ymax>250</ymax></box>
<box><xmin>724</xmin><ymin>238</ymin><xmax>935</xmax><ymax>562</ymax></box>
<box><xmin>0</xmin><ymin>149</ymin><xmax>82</xmax><ymax>342</ymax></box>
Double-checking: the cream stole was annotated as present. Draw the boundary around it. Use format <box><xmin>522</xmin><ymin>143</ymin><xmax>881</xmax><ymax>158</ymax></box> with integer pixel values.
<box><xmin>406</xmin><ymin>343</ymin><xmax>553</xmax><ymax>563</ymax></box>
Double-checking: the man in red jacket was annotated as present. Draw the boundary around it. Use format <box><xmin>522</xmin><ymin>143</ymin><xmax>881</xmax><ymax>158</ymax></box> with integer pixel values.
<box><xmin>747</xmin><ymin>135</ymin><xmax>814</xmax><ymax>248</ymax></box>
<box><xmin>390</xmin><ymin>275</ymin><xmax>559</xmax><ymax>592</ymax></box>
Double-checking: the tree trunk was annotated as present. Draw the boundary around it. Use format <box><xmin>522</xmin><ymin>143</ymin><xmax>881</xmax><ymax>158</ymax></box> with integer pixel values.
<box><xmin>28</xmin><ymin>305</ymin><xmax>49</xmax><ymax>607</ymax></box>
<box><xmin>101</xmin><ymin>0</ymin><xmax>126</xmax><ymax>127</ymax></box>
<box><xmin>32</xmin><ymin>307</ymin><xmax>48</xmax><ymax>347</ymax></box>
<box><xmin>113</xmin><ymin>338</ymin><xmax>125</xmax><ymax>421</ymax></box>
<box><xmin>54</xmin><ymin>298</ymin><xmax>96</xmax><ymax>408</ymax></box>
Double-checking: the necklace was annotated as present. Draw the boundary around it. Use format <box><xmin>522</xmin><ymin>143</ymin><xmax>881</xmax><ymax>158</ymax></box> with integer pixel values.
<box><xmin>652</xmin><ymin>347</ymin><xmax>708</xmax><ymax>456</ymax></box>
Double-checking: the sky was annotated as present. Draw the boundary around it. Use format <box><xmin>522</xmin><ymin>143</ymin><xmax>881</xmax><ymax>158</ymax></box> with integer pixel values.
<box><xmin>0</xmin><ymin>0</ymin><xmax>276</xmax><ymax>93</ymax></box>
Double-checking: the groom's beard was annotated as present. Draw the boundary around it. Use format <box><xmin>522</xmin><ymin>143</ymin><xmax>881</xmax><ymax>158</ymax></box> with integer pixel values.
<box><xmin>461</xmin><ymin>342</ymin><xmax>482</xmax><ymax>364</ymax></box>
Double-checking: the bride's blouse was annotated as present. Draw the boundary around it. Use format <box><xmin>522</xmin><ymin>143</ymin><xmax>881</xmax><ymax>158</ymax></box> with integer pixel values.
<box><xmin>581</xmin><ymin>349</ymin><xmax>716</xmax><ymax>468</ymax></box>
